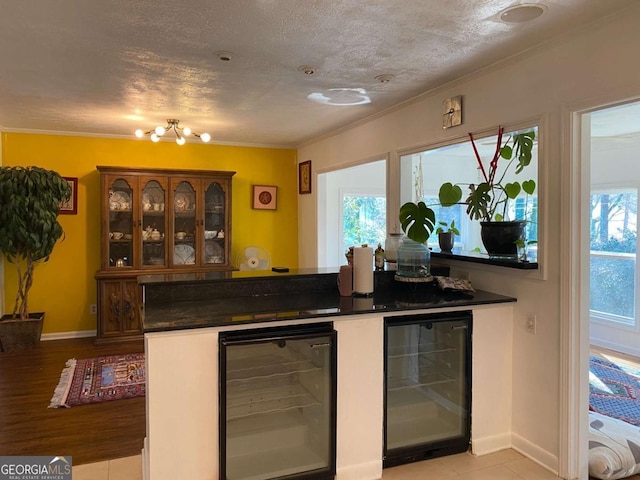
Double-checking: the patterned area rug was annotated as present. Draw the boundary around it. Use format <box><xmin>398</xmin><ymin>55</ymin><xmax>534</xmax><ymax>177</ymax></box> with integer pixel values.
<box><xmin>590</xmin><ymin>355</ymin><xmax>640</xmax><ymax>427</ymax></box>
<box><xmin>49</xmin><ymin>353</ymin><xmax>145</xmax><ymax>408</ymax></box>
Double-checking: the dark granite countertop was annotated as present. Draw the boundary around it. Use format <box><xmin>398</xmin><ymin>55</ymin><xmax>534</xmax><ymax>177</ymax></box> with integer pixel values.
<box><xmin>141</xmin><ymin>269</ymin><xmax>516</xmax><ymax>333</ymax></box>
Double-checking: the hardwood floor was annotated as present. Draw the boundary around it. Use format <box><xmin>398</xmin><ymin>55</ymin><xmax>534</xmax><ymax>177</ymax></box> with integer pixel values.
<box><xmin>0</xmin><ymin>337</ymin><xmax>145</xmax><ymax>465</ymax></box>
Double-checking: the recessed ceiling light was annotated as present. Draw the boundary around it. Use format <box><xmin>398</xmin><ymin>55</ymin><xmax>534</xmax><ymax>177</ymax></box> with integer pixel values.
<box><xmin>297</xmin><ymin>65</ymin><xmax>317</xmax><ymax>75</ymax></box>
<box><xmin>499</xmin><ymin>3</ymin><xmax>546</xmax><ymax>23</ymax></box>
<box><xmin>375</xmin><ymin>74</ymin><xmax>395</xmax><ymax>83</ymax></box>
<box><xmin>215</xmin><ymin>51</ymin><xmax>233</xmax><ymax>61</ymax></box>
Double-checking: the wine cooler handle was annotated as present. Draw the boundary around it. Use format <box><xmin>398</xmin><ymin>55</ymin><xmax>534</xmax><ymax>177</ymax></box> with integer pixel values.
<box><xmin>310</xmin><ymin>342</ymin><xmax>332</xmax><ymax>349</ymax></box>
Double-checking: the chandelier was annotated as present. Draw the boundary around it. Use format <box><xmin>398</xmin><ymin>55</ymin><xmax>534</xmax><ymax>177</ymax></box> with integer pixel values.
<box><xmin>135</xmin><ymin>119</ymin><xmax>211</xmax><ymax>145</ymax></box>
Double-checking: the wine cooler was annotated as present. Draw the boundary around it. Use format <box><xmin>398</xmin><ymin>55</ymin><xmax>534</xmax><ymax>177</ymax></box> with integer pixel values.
<box><xmin>384</xmin><ymin>311</ymin><xmax>472</xmax><ymax>467</ymax></box>
<box><xmin>219</xmin><ymin>323</ymin><xmax>337</xmax><ymax>480</ymax></box>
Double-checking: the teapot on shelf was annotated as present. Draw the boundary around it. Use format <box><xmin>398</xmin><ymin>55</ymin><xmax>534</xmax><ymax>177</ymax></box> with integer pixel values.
<box><xmin>150</xmin><ymin>229</ymin><xmax>162</xmax><ymax>241</ymax></box>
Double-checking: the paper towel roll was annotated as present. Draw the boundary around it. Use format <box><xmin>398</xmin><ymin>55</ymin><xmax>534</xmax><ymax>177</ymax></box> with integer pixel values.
<box><xmin>353</xmin><ymin>246</ymin><xmax>374</xmax><ymax>295</ymax></box>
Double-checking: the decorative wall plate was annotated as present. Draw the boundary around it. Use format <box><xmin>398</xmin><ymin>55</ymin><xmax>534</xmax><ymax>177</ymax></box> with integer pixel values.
<box><xmin>174</xmin><ymin>193</ymin><xmax>194</xmax><ymax>211</ymax></box>
<box><xmin>109</xmin><ymin>191</ymin><xmax>131</xmax><ymax>209</ymax></box>
<box><xmin>173</xmin><ymin>244</ymin><xmax>195</xmax><ymax>265</ymax></box>
<box><xmin>205</xmin><ymin>242</ymin><xmax>223</xmax><ymax>257</ymax></box>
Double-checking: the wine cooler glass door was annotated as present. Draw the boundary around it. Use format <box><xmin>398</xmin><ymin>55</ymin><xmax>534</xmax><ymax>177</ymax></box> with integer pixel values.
<box><xmin>220</xmin><ymin>324</ymin><xmax>337</xmax><ymax>480</ymax></box>
<box><xmin>385</xmin><ymin>311</ymin><xmax>472</xmax><ymax>466</ymax></box>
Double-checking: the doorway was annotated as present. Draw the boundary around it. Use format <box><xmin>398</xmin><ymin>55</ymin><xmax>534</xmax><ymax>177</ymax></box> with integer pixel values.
<box><xmin>563</xmin><ymin>98</ymin><xmax>640</xmax><ymax>480</ymax></box>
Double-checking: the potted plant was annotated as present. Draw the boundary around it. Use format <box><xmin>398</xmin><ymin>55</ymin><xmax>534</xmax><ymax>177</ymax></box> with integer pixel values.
<box><xmin>436</xmin><ymin>220</ymin><xmax>460</xmax><ymax>253</ymax></box>
<box><xmin>0</xmin><ymin>166</ymin><xmax>71</xmax><ymax>351</ymax></box>
<box><xmin>438</xmin><ymin>126</ymin><xmax>536</xmax><ymax>256</ymax></box>
<box><xmin>397</xmin><ymin>201</ymin><xmax>436</xmax><ymax>278</ymax></box>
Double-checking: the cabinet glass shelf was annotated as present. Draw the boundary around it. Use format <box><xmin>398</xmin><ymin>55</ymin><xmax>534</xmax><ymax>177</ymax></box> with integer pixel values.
<box><xmin>387</xmin><ymin>372</ymin><xmax>456</xmax><ymax>391</ymax></box>
<box><xmin>387</xmin><ymin>342</ymin><xmax>455</xmax><ymax>358</ymax></box>
<box><xmin>227</xmin><ymin>353</ymin><xmax>320</xmax><ymax>383</ymax></box>
<box><xmin>227</xmin><ymin>383</ymin><xmax>321</xmax><ymax>420</ymax></box>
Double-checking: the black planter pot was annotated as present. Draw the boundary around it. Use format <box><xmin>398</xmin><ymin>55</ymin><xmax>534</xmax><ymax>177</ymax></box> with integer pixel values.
<box><xmin>480</xmin><ymin>221</ymin><xmax>525</xmax><ymax>257</ymax></box>
<box><xmin>0</xmin><ymin>313</ymin><xmax>45</xmax><ymax>352</ymax></box>
<box><xmin>438</xmin><ymin>232</ymin><xmax>454</xmax><ymax>252</ymax></box>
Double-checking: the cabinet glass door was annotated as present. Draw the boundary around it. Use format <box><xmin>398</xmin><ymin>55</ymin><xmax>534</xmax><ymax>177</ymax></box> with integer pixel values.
<box><xmin>203</xmin><ymin>182</ymin><xmax>225</xmax><ymax>265</ymax></box>
<box><xmin>108</xmin><ymin>178</ymin><xmax>134</xmax><ymax>268</ymax></box>
<box><xmin>172</xmin><ymin>181</ymin><xmax>197</xmax><ymax>266</ymax></box>
<box><xmin>220</xmin><ymin>325</ymin><xmax>337</xmax><ymax>480</ymax></box>
<box><xmin>141</xmin><ymin>180</ymin><xmax>167</xmax><ymax>267</ymax></box>
<box><xmin>385</xmin><ymin>312</ymin><xmax>471</xmax><ymax>465</ymax></box>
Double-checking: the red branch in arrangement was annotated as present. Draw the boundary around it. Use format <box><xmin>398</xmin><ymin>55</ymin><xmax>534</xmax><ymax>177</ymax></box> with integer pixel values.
<box><xmin>489</xmin><ymin>126</ymin><xmax>504</xmax><ymax>185</ymax></box>
<box><xmin>469</xmin><ymin>132</ymin><xmax>489</xmax><ymax>183</ymax></box>
<box><xmin>469</xmin><ymin>126</ymin><xmax>505</xmax><ymax>186</ymax></box>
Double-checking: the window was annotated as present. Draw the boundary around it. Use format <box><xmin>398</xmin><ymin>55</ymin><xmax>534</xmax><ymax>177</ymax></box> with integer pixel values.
<box><xmin>317</xmin><ymin>160</ymin><xmax>386</xmax><ymax>267</ymax></box>
<box><xmin>342</xmin><ymin>194</ymin><xmax>386</xmax><ymax>255</ymax></box>
<box><xmin>399</xmin><ymin>125</ymin><xmax>539</xmax><ymax>261</ymax></box>
<box><xmin>589</xmin><ymin>190</ymin><xmax>638</xmax><ymax>326</ymax></box>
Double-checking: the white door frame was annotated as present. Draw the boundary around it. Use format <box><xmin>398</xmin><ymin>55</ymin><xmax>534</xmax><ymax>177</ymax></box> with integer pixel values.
<box><xmin>560</xmin><ymin>92</ymin><xmax>640</xmax><ymax>480</ymax></box>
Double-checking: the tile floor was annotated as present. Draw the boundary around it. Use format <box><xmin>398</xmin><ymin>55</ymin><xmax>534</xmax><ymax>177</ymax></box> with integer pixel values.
<box><xmin>72</xmin><ymin>449</ymin><xmax>562</xmax><ymax>480</ymax></box>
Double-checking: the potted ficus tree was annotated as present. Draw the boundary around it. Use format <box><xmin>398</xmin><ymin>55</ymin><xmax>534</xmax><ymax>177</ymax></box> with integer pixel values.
<box><xmin>0</xmin><ymin>166</ymin><xmax>71</xmax><ymax>351</ymax></box>
<box><xmin>438</xmin><ymin>126</ymin><xmax>536</xmax><ymax>256</ymax></box>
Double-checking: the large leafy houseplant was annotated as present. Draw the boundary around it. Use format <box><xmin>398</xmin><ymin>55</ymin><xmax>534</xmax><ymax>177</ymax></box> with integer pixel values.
<box><xmin>398</xmin><ymin>201</ymin><xmax>436</xmax><ymax>243</ymax></box>
<box><xmin>438</xmin><ymin>126</ymin><xmax>536</xmax><ymax>222</ymax></box>
<box><xmin>0</xmin><ymin>166</ymin><xmax>71</xmax><ymax>321</ymax></box>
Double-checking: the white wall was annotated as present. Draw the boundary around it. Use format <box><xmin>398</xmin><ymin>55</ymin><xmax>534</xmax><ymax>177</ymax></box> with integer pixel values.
<box><xmin>297</xmin><ymin>5</ymin><xmax>640</xmax><ymax>475</ymax></box>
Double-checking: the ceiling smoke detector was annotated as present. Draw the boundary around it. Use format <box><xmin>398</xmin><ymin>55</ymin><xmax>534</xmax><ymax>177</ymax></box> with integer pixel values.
<box><xmin>375</xmin><ymin>74</ymin><xmax>395</xmax><ymax>83</ymax></box>
<box><xmin>499</xmin><ymin>3</ymin><xmax>547</xmax><ymax>23</ymax></box>
<box><xmin>216</xmin><ymin>51</ymin><xmax>233</xmax><ymax>62</ymax></box>
<box><xmin>297</xmin><ymin>65</ymin><xmax>317</xmax><ymax>75</ymax></box>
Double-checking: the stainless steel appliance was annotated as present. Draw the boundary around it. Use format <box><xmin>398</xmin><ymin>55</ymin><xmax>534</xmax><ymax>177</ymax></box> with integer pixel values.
<box><xmin>219</xmin><ymin>323</ymin><xmax>337</xmax><ymax>480</ymax></box>
<box><xmin>384</xmin><ymin>311</ymin><xmax>472</xmax><ymax>467</ymax></box>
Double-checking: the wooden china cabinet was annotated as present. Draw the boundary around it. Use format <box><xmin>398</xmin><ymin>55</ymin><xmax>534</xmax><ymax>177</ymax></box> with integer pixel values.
<box><xmin>95</xmin><ymin>166</ymin><xmax>235</xmax><ymax>343</ymax></box>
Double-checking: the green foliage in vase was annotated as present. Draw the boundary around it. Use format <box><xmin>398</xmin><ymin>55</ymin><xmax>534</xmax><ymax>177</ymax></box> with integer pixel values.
<box><xmin>399</xmin><ymin>201</ymin><xmax>436</xmax><ymax>244</ymax></box>
<box><xmin>436</xmin><ymin>220</ymin><xmax>460</xmax><ymax>236</ymax></box>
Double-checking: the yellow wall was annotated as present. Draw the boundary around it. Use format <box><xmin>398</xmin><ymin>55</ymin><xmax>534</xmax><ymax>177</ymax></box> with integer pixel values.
<box><xmin>1</xmin><ymin>132</ymin><xmax>298</xmax><ymax>334</ymax></box>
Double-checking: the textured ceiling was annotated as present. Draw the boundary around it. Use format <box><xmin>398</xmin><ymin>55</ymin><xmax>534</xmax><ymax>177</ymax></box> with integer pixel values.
<box><xmin>0</xmin><ymin>1</ymin><xmax>635</xmax><ymax>147</ymax></box>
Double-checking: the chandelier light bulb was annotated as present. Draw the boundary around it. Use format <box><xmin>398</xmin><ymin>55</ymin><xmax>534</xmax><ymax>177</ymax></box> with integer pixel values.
<box><xmin>176</xmin><ymin>136</ymin><xmax>186</xmax><ymax>145</ymax></box>
<box><xmin>200</xmin><ymin>132</ymin><xmax>211</xmax><ymax>143</ymax></box>
<box><xmin>155</xmin><ymin>125</ymin><xmax>166</xmax><ymax>136</ymax></box>
<box><xmin>183</xmin><ymin>127</ymin><xmax>191</xmax><ymax>136</ymax></box>
<box><xmin>150</xmin><ymin>133</ymin><xmax>160</xmax><ymax>142</ymax></box>
<box><xmin>135</xmin><ymin>129</ymin><xmax>144</xmax><ymax>138</ymax></box>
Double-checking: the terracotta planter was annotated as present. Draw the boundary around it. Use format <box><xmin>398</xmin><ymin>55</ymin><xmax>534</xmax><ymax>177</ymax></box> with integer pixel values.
<box><xmin>0</xmin><ymin>313</ymin><xmax>45</xmax><ymax>352</ymax></box>
<box><xmin>480</xmin><ymin>221</ymin><xmax>525</xmax><ymax>257</ymax></box>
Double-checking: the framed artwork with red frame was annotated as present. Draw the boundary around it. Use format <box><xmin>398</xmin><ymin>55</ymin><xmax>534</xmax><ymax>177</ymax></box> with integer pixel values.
<box><xmin>60</xmin><ymin>177</ymin><xmax>78</xmax><ymax>215</ymax></box>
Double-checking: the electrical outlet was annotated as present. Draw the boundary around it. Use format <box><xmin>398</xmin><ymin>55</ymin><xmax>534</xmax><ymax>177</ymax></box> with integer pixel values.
<box><xmin>90</xmin><ymin>304</ymin><xmax>97</xmax><ymax>315</ymax></box>
<box><xmin>526</xmin><ymin>313</ymin><xmax>537</xmax><ymax>334</ymax></box>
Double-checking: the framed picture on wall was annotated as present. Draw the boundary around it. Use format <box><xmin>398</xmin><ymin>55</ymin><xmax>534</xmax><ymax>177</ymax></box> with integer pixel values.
<box><xmin>299</xmin><ymin>160</ymin><xmax>311</xmax><ymax>194</ymax></box>
<box><xmin>252</xmin><ymin>185</ymin><xmax>277</xmax><ymax>210</ymax></box>
<box><xmin>60</xmin><ymin>177</ymin><xmax>78</xmax><ymax>215</ymax></box>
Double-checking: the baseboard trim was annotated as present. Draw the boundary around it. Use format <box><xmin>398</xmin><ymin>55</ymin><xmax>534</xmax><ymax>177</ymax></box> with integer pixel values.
<box><xmin>41</xmin><ymin>330</ymin><xmax>96</xmax><ymax>341</ymax></box>
<box><xmin>337</xmin><ymin>460</ymin><xmax>381</xmax><ymax>480</ymax></box>
<box><xmin>471</xmin><ymin>432</ymin><xmax>511</xmax><ymax>456</ymax></box>
<box><xmin>511</xmin><ymin>432</ymin><xmax>559</xmax><ymax>476</ymax></box>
